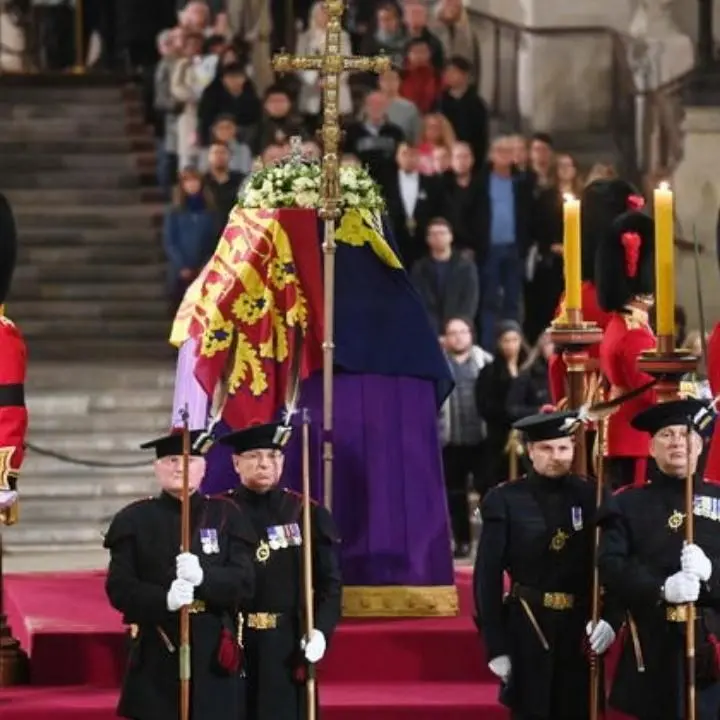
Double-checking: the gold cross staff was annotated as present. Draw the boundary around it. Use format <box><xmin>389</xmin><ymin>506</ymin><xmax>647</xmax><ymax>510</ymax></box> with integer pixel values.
<box><xmin>272</xmin><ymin>0</ymin><xmax>390</xmax><ymax>512</ymax></box>
<box><xmin>273</xmin><ymin>0</ymin><xmax>390</xmax><ymax>218</ymax></box>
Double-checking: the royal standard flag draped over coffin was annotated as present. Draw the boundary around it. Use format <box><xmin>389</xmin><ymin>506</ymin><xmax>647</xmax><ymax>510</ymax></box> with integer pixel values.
<box><xmin>170</xmin><ymin>200</ymin><xmax>451</xmax><ymax>428</ymax></box>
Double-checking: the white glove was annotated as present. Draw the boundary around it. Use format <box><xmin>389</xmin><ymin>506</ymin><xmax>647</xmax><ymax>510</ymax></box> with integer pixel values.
<box><xmin>0</xmin><ymin>490</ymin><xmax>18</xmax><ymax>510</ymax></box>
<box><xmin>681</xmin><ymin>542</ymin><xmax>713</xmax><ymax>582</ymax></box>
<box><xmin>586</xmin><ymin>620</ymin><xmax>616</xmax><ymax>654</ymax></box>
<box><xmin>488</xmin><ymin>654</ymin><xmax>512</xmax><ymax>683</ymax></box>
<box><xmin>167</xmin><ymin>578</ymin><xmax>194</xmax><ymax>611</ymax></box>
<box><xmin>663</xmin><ymin>571</ymin><xmax>700</xmax><ymax>604</ymax></box>
<box><xmin>301</xmin><ymin>629</ymin><xmax>327</xmax><ymax>663</ymax></box>
<box><xmin>176</xmin><ymin>552</ymin><xmax>204</xmax><ymax>587</ymax></box>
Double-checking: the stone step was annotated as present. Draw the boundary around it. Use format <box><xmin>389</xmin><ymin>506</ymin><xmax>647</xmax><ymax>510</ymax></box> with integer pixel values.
<box><xmin>21</xmin><ymin>476</ymin><xmax>154</xmax><ymax>498</ymax></box>
<box><xmin>13</xmin><ymin>262</ymin><xmax>165</xmax><ymax>284</ymax></box>
<box><xmin>13</xmin><ymin>205</ymin><xmax>162</xmax><ymax>230</ymax></box>
<box><xmin>3</xmin><ymin>102</ymin><xmax>139</xmax><ymax>120</ymax></box>
<box><xmin>18</xmin><ymin>244</ymin><xmax>164</xmax><ymax>267</ymax></box>
<box><xmin>21</xmin><ymin>318</ymin><xmax>170</xmax><ymax>339</ymax></box>
<box><xmin>27</xmin><ymin>430</ymin><xmax>166</xmax><ymax>454</ymax></box>
<box><xmin>0</xmin><ymin>117</ymin><xmax>131</xmax><ymax>135</ymax></box>
<box><xmin>0</xmin><ymin>137</ymin><xmax>153</xmax><ymax>154</ymax></box>
<box><xmin>0</xmin><ymin>170</ymin><xmax>146</xmax><ymax>190</ymax></box>
<box><xmin>26</xmin><ymin>363</ymin><xmax>175</xmax><ymax>390</ymax></box>
<box><xmin>18</xmin><ymin>495</ymin><xmax>142</xmax><ymax>524</ymax></box>
<box><xmin>8</xmin><ymin>188</ymin><xmax>160</xmax><ymax>208</ymax></box>
<box><xmin>25</xmin><ymin>337</ymin><xmax>174</xmax><ymax>362</ymax></box>
<box><xmin>21</xmin><ymin>453</ymin><xmax>157</xmax><ymax>477</ymax></box>
<box><xmin>2</xmin><ymin>549</ymin><xmax>109</xmax><ymax>571</ymax></box>
<box><xmin>12</xmin><ymin>299</ymin><xmax>169</xmax><ymax>320</ymax></box>
<box><xmin>9</xmin><ymin>280</ymin><xmax>166</xmax><ymax>301</ymax></box>
<box><xmin>3</xmin><ymin>521</ymin><xmax>107</xmax><ymax>547</ymax></box>
<box><xmin>0</xmin><ymin>152</ymin><xmax>152</xmax><ymax>172</ymax></box>
<box><xmin>27</xmin><ymin>388</ymin><xmax>172</xmax><ymax>415</ymax></box>
<box><xmin>29</xmin><ymin>410</ymin><xmax>174</xmax><ymax>432</ymax></box>
<box><xmin>19</xmin><ymin>227</ymin><xmax>162</xmax><ymax>247</ymax></box>
<box><xmin>0</xmin><ymin>87</ymin><xmax>127</xmax><ymax>103</ymax></box>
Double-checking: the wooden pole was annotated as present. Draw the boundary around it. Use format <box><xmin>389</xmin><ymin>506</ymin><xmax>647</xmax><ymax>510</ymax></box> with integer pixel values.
<box><xmin>589</xmin><ymin>410</ymin><xmax>606</xmax><ymax>720</ymax></box>
<box><xmin>179</xmin><ymin>410</ymin><xmax>191</xmax><ymax>720</ymax></box>
<box><xmin>72</xmin><ymin>0</ymin><xmax>85</xmax><ymax>74</ymax></box>
<box><xmin>302</xmin><ymin>409</ymin><xmax>317</xmax><ymax>720</ymax></box>
<box><xmin>321</xmin><ymin>218</ymin><xmax>335</xmax><ymax>512</ymax></box>
<box><xmin>685</xmin><ymin>421</ymin><xmax>696</xmax><ymax>720</ymax></box>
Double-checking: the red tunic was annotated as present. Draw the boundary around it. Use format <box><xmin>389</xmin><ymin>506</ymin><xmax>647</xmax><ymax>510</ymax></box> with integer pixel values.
<box><xmin>599</xmin><ymin>308</ymin><xmax>656</xmax><ymax>459</ymax></box>
<box><xmin>0</xmin><ymin>314</ymin><xmax>28</xmax><ymax>524</ymax></box>
<box><xmin>704</xmin><ymin>323</ymin><xmax>720</xmax><ymax>482</ymax></box>
<box><xmin>548</xmin><ymin>281</ymin><xmax>612</xmax><ymax>405</ymax></box>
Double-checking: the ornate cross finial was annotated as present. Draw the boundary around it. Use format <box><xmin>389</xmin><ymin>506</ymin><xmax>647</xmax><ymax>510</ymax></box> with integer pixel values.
<box><xmin>272</xmin><ymin>0</ymin><xmax>390</xmax><ymax>220</ymax></box>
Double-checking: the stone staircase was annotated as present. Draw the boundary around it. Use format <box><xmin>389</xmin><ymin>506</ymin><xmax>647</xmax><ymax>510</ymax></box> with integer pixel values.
<box><xmin>3</xmin><ymin>363</ymin><xmax>175</xmax><ymax>561</ymax></box>
<box><xmin>0</xmin><ymin>75</ymin><xmax>172</xmax><ymax>361</ymax></box>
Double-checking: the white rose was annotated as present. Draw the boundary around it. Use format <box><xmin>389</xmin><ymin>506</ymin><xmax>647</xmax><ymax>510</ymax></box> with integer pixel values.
<box><xmin>296</xmin><ymin>190</ymin><xmax>320</xmax><ymax>208</ymax></box>
<box><xmin>345</xmin><ymin>192</ymin><xmax>361</xmax><ymax>207</ymax></box>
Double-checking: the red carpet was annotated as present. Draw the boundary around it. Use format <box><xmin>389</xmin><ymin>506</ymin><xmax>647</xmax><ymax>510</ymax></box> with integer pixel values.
<box><xmin>2</xmin><ymin>569</ymin><xmax>632</xmax><ymax>719</ymax></box>
<box><xmin>2</xmin><ymin>568</ymin><xmax>508</xmax><ymax>719</ymax></box>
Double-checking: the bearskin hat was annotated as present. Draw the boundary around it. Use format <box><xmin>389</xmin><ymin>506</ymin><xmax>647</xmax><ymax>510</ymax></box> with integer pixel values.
<box><xmin>595</xmin><ymin>210</ymin><xmax>655</xmax><ymax>312</ymax></box>
<box><xmin>0</xmin><ymin>193</ymin><xmax>17</xmax><ymax>305</ymax></box>
<box><xmin>580</xmin><ymin>179</ymin><xmax>645</xmax><ymax>280</ymax></box>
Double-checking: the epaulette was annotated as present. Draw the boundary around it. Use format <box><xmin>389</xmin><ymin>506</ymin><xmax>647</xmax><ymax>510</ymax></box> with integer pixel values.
<box><xmin>282</xmin><ymin>488</ymin><xmax>319</xmax><ymax>506</ymax></box>
<box><xmin>621</xmin><ymin>305</ymin><xmax>649</xmax><ymax>331</ymax></box>
<box><xmin>0</xmin><ymin>315</ymin><xmax>16</xmax><ymax>329</ymax></box>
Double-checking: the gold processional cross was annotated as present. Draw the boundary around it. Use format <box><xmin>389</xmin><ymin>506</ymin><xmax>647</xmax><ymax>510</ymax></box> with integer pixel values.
<box><xmin>272</xmin><ymin>0</ymin><xmax>390</xmax><ymax>510</ymax></box>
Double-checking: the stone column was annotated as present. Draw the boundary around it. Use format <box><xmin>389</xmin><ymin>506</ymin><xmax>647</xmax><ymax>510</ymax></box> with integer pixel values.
<box><xmin>0</xmin><ymin>8</ymin><xmax>25</xmax><ymax>72</ymax></box>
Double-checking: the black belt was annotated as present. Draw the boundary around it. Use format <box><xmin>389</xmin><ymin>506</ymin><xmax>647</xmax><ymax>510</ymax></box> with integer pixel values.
<box><xmin>0</xmin><ymin>384</ymin><xmax>24</xmax><ymax>408</ymax></box>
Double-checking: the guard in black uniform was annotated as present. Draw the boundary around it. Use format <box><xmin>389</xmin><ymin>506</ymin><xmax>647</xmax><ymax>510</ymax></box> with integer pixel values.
<box><xmin>598</xmin><ymin>399</ymin><xmax>720</xmax><ymax>720</ymax></box>
<box><xmin>104</xmin><ymin>429</ymin><xmax>256</xmax><ymax>720</ymax></box>
<box><xmin>220</xmin><ymin>422</ymin><xmax>343</xmax><ymax>720</ymax></box>
<box><xmin>474</xmin><ymin>410</ymin><xmax>619</xmax><ymax>720</ymax></box>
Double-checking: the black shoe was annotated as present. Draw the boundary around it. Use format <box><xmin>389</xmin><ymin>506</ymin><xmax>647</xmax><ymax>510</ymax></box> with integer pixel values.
<box><xmin>453</xmin><ymin>543</ymin><xmax>471</xmax><ymax>559</ymax></box>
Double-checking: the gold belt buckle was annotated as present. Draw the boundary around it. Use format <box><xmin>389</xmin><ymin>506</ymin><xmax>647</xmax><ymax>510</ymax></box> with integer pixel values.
<box><xmin>543</xmin><ymin>592</ymin><xmax>574</xmax><ymax>611</ymax></box>
<box><xmin>666</xmin><ymin>605</ymin><xmax>689</xmax><ymax>622</ymax></box>
<box><xmin>188</xmin><ymin>600</ymin><xmax>206</xmax><ymax>614</ymax></box>
<box><xmin>247</xmin><ymin>612</ymin><xmax>279</xmax><ymax>630</ymax></box>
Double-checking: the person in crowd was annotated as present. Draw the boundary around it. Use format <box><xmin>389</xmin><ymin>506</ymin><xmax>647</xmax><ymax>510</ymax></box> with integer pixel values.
<box><xmin>170</xmin><ymin>30</ymin><xmax>207</xmax><ymax>169</ymax></box>
<box><xmin>220</xmin><ymin>422</ymin><xmax>343</xmax><ymax>719</ymax></box>
<box><xmin>378</xmin><ymin>66</ymin><xmax>422</xmax><ymax>145</ymax></box>
<box><xmin>417</xmin><ymin>112</ymin><xmax>456</xmax><ymax>175</ymax></box>
<box><xmin>432</xmin><ymin>145</ymin><xmax>452</xmax><ymax>175</ymax></box>
<box><xmin>0</xmin><ymin>192</ymin><xmax>25</xmax><ymax>523</ymax></box>
<box><xmin>476</xmin><ymin>136</ymin><xmax>533</xmax><ymax>350</ymax></box>
<box><xmin>506</xmin><ymin>331</ymin><xmax>554</xmax><ymax>422</ymax></box>
<box><xmin>508</xmin><ymin>134</ymin><xmax>529</xmax><ymax>174</ymax></box>
<box><xmin>598</xmin><ymin>399</ymin><xmax>720</xmax><ymax>720</ymax></box>
<box><xmin>596</xmin><ymin>201</ymin><xmax>657</xmax><ymax>490</ymax></box>
<box><xmin>104</xmin><ymin>429</ymin><xmax>256</xmax><ymax>720</ymax></box>
<box><xmin>197</xmin><ymin>114</ymin><xmax>253</xmax><ymax>175</ymax></box>
<box><xmin>475</xmin><ymin>410</ymin><xmax>619</xmax><ymax>720</ymax></box>
<box><xmin>197</xmin><ymin>62</ymin><xmax>262</xmax><ymax>148</ymax></box>
<box><xmin>434</xmin><ymin>56</ymin><xmax>489</xmax><ymax>170</ymax></box>
<box><xmin>585</xmin><ymin>162</ymin><xmax>617</xmax><ymax>184</ymax></box>
<box><xmin>523</xmin><ymin>153</ymin><xmax>582</xmax><ymax>344</ymax></box>
<box><xmin>475</xmin><ymin>320</ymin><xmax>528</xmax><ymax>494</ymax></box>
<box><xmin>163</xmin><ymin>168</ymin><xmax>220</xmax><ymax>313</ymax></box>
<box><xmin>359</xmin><ymin>2</ymin><xmax>407</xmax><ymax>69</ymax></box>
<box><xmin>440</xmin><ymin>141</ymin><xmax>482</xmax><ymax>257</ymax></box>
<box><xmin>295</xmin><ymin>1</ymin><xmax>353</xmax><ymax>124</ymax></box>
<box><xmin>399</xmin><ymin>39</ymin><xmax>442</xmax><ymax>115</ymax></box>
<box><xmin>250</xmin><ymin>84</ymin><xmax>306</xmax><ymax>156</ymax></box>
<box><xmin>343</xmin><ymin>91</ymin><xmax>405</xmax><ymax>183</ymax></box>
<box><xmin>432</xmin><ymin>0</ymin><xmax>481</xmax><ymax>86</ymax></box>
<box><xmin>202</xmin><ymin>142</ymin><xmax>244</xmax><ymax>223</ymax></box>
<box><xmin>410</xmin><ymin>218</ymin><xmax>479</xmax><ymax>336</ymax></box>
<box><xmin>528</xmin><ymin>132</ymin><xmax>555</xmax><ymax>190</ymax></box>
<box><xmin>439</xmin><ymin>316</ymin><xmax>492</xmax><ymax>559</ymax></box>
<box><xmin>385</xmin><ymin>143</ymin><xmax>443</xmax><ymax>269</ymax></box>
<box><xmin>402</xmin><ymin>1</ymin><xmax>444</xmax><ymax>71</ymax></box>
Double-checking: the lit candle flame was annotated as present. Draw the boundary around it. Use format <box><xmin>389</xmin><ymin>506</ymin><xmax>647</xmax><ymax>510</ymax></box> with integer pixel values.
<box><xmin>658</xmin><ymin>181</ymin><xmax>670</xmax><ymax>191</ymax></box>
<box><xmin>563</xmin><ymin>193</ymin><xmax>576</xmax><ymax>203</ymax></box>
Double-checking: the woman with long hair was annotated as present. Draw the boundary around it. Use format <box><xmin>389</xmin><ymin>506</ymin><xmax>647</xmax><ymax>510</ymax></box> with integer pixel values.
<box><xmin>417</xmin><ymin>112</ymin><xmax>456</xmax><ymax>174</ymax></box>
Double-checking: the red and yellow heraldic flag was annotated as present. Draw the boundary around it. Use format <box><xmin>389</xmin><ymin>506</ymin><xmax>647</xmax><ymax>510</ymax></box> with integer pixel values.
<box><xmin>170</xmin><ymin>209</ymin><xmax>324</xmax><ymax>428</ymax></box>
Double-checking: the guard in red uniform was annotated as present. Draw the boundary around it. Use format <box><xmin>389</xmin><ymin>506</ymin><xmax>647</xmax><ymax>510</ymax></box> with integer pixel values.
<box><xmin>0</xmin><ymin>193</ymin><xmax>27</xmax><ymax>525</ymax></box>
<box><xmin>596</xmin><ymin>207</ymin><xmax>656</xmax><ymax>490</ymax></box>
<box><xmin>704</xmin><ymin>322</ymin><xmax>720</xmax><ymax>483</ymax></box>
<box><xmin>548</xmin><ymin>179</ymin><xmax>644</xmax><ymax>406</ymax></box>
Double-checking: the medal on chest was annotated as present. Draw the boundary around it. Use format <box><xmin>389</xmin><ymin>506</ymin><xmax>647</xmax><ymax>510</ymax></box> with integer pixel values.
<box><xmin>255</xmin><ymin>540</ymin><xmax>271</xmax><ymax>564</ymax></box>
<box><xmin>667</xmin><ymin>510</ymin><xmax>685</xmax><ymax>532</ymax></box>
<box><xmin>199</xmin><ymin>528</ymin><xmax>220</xmax><ymax>555</ymax></box>
<box><xmin>550</xmin><ymin>529</ymin><xmax>569</xmax><ymax>551</ymax></box>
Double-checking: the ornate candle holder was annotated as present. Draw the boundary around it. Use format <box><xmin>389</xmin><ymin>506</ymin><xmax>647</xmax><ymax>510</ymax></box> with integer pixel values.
<box><xmin>637</xmin><ymin>335</ymin><xmax>698</xmax><ymax>402</ymax></box>
<box><xmin>548</xmin><ymin>308</ymin><xmax>604</xmax><ymax>476</ymax></box>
